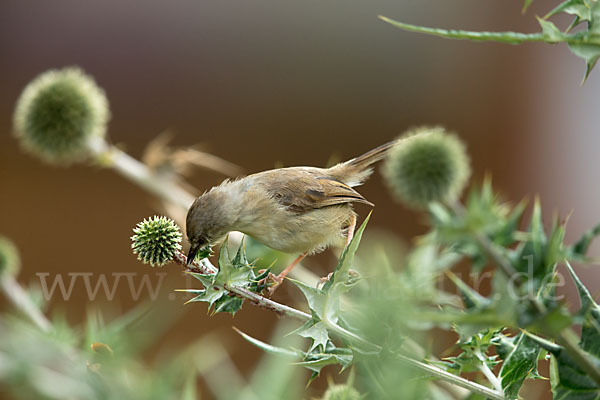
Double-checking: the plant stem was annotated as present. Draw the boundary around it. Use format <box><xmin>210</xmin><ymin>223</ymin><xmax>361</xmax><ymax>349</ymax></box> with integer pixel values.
<box><xmin>0</xmin><ymin>277</ymin><xmax>51</xmax><ymax>332</ymax></box>
<box><xmin>396</xmin><ymin>353</ymin><xmax>507</xmax><ymax>400</ymax></box>
<box><xmin>475</xmin><ymin>349</ymin><xmax>505</xmax><ymax>394</ymax></box>
<box><xmin>227</xmin><ymin>285</ymin><xmax>311</xmax><ymax>320</ymax></box>
<box><xmin>87</xmin><ymin>137</ymin><xmax>195</xmax><ymax>210</ymax></box>
<box><xmin>378</xmin><ymin>16</ymin><xmax>547</xmax><ymax>44</ymax></box>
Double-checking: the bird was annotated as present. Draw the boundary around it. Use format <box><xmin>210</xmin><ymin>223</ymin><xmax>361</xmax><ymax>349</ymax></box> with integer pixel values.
<box><xmin>185</xmin><ymin>139</ymin><xmax>398</xmax><ymax>295</ymax></box>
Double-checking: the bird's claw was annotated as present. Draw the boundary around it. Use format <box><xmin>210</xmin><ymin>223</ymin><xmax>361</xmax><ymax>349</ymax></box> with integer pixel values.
<box><xmin>257</xmin><ymin>272</ymin><xmax>283</xmax><ymax>297</ymax></box>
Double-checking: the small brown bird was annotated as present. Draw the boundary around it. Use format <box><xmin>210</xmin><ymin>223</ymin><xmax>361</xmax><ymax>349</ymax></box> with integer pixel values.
<box><xmin>186</xmin><ymin>140</ymin><xmax>398</xmax><ymax>294</ymax></box>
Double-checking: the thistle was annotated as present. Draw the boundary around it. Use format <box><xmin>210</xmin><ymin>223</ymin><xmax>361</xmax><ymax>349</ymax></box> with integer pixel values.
<box><xmin>383</xmin><ymin>126</ymin><xmax>471</xmax><ymax>208</ymax></box>
<box><xmin>13</xmin><ymin>67</ymin><xmax>110</xmax><ymax>164</ymax></box>
<box><xmin>131</xmin><ymin>216</ymin><xmax>182</xmax><ymax>267</ymax></box>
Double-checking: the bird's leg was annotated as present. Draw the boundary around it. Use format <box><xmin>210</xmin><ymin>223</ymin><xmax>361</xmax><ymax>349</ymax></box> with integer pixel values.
<box><xmin>319</xmin><ymin>214</ymin><xmax>357</xmax><ymax>286</ymax></box>
<box><xmin>260</xmin><ymin>252</ymin><xmax>307</xmax><ymax>297</ymax></box>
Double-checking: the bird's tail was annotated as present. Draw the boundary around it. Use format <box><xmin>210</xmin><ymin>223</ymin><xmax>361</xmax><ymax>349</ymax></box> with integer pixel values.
<box><xmin>330</xmin><ymin>139</ymin><xmax>399</xmax><ymax>187</ymax></box>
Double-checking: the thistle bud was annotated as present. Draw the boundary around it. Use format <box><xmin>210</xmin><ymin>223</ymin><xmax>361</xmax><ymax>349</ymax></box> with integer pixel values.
<box><xmin>383</xmin><ymin>127</ymin><xmax>471</xmax><ymax>208</ymax></box>
<box><xmin>13</xmin><ymin>67</ymin><xmax>110</xmax><ymax>164</ymax></box>
<box><xmin>131</xmin><ymin>216</ymin><xmax>182</xmax><ymax>267</ymax></box>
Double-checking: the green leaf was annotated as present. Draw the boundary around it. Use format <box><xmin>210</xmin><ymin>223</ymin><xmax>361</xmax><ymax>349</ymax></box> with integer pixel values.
<box><xmin>235</xmin><ymin>327</ymin><xmax>353</xmax><ymax>379</ymax></box>
<box><xmin>444</xmin><ymin>329</ymin><xmax>501</xmax><ymax>374</ymax></box>
<box><xmin>523</xmin><ymin>0</ymin><xmax>533</xmax><ymax>13</ymax></box>
<box><xmin>545</xmin><ymin>0</ymin><xmax>591</xmax><ymax>20</ymax></box>
<box><xmin>569</xmin><ymin>222</ymin><xmax>600</xmax><ymax>261</ymax></box>
<box><xmin>446</xmin><ymin>271</ymin><xmax>490</xmax><ymax>310</ymax></box>
<box><xmin>290</xmin><ymin>280</ymin><xmax>334</xmax><ymax>323</ymax></box>
<box><xmin>234</xmin><ymin>327</ymin><xmax>300</xmax><ymax>358</ymax></box>
<box><xmin>537</xmin><ymin>17</ymin><xmax>566</xmax><ymax>42</ymax></box>
<box><xmin>497</xmin><ymin>333</ymin><xmax>542</xmax><ymax>398</ymax></box>
<box><xmin>568</xmin><ymin>42</ymin><xmax>600</xmax><ymax>82</ymax></box>
<box><xmin>527</xmin><ymin>332</ymin><xmax>600</xmax><ymax>399</ymax></box>
<box><xmin>181</xmin><ymin>238</ymin><xmax>256</xmax><ymax>315</ymax></box>
<box><xmin>565</xmin><ymin>262</ymin><xmax>600</xmax><ymax>357</ymax></box>
<box><xmin>322</xmin><ymin>212</ymin><xmax>371</xmax><ymax>292</ymax></box>
<box><xmin>293</xmin><ymin>319</ymin><xmax>330</xmax><ymax>353</ymax></box>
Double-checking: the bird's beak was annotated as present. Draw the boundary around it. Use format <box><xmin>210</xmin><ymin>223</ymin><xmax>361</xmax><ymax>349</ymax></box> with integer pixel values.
<box><xmin>186</xmin><ymin>243</ymin><xmax>201</xmax><ymax>266</ymax></box>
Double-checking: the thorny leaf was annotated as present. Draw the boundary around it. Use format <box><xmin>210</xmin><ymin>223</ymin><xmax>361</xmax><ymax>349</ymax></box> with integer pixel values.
<box><xmin>181</xmin><ymin>237</ymin><xmax>256</xmax><ymax>315</ymax></box>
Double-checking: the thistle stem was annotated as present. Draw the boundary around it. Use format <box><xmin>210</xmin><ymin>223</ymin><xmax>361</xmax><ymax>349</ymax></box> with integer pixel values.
<box><xmin>87</xmin><ymin>137</ymin><xmax>195</xmax><ymax>210</ymax></box>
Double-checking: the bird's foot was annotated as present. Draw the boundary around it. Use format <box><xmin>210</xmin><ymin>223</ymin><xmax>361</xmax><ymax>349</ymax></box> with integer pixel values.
<box><xmin>257</xmin><ymin>272</ymin><xmax>284</xmax><ymax>297</ymax></box>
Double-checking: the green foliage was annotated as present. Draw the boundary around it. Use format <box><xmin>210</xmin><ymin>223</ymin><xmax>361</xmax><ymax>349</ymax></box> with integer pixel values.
<box><xmin>182</xmin><ymin>237</ymin><xmax>257</xmax><ymax>315</ymax></box>
<box><xmin>13</xmin><ymin>67</ymin><xmax>109</xmax><ymax>163</ymax></box>
<box><xmin>380</xmin><ymin>0</ymin><xmax>600</xmax><ymax>81</ymax></box>
<box><xmin>130</xmin><ymin>216</ymin><xmax>182</xmax><ymax>267</ymax></box>
<box><xmin>0</xmin><ymin>236</ymin><xmax>20</xmax><ymax>279</ymax></box>
<box><xmin>321</xmin><ymin>384</ymin><xmax>362</xmax><ymax>400</ymax></box>
<box><xmin>496</xmin><ymin>333</ymin><xmax>543</xmax><ymax>398</ymax></box>
<box><xmin>383</xmin><ymin>127</ymin><xmax>471</xmax><ymax>208</ymax></box>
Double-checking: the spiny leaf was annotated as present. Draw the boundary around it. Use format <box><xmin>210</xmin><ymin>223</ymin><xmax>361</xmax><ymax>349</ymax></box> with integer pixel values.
<box><xmin>537</xmin><ymin>17</ymin><xmax>566</xmax><ymax>42</ymax></box>
<box><xmin>569</xmin><ymin>222</ymin><xmax>600</xmax><ymax>260</ymax></box>
<box><xmin>527</xmin><ymin>331</ymin><xmax>600</xmax><ymax>398</ymax></box>
<box><xmin>446</xmin><ymin>271</ymin><xmax>490</xmax><ymax>310</ymax></box>
<box><xmin>293</xmin><ymin>320</ymin><xmax>330</xmax><ymax>353</ymax></box>
<box><xmin>290</xmin><ymin>280</ymin><xmax>333</xmax><ymax>323</ymax></box>
<box><xmin>182</xmin><ymin>239</ymin><xmax>256</xmax><ymax>315</ymax></box>
<box><xmin>545</xmin><ymin>0</ymin><xmax>591</xmax><ymax>20</ymax></box>
<box><xmin>322</xmin><ymin>212</ymin><xmax>371</xmax><ymax>292</ymax></box>
<box><xmin>235</xmin><ymin>327</ymin><xmax>353</xmax><ymax>378</ymax></box>
<box><xmin>565</xmin><ymin>262</ymin><xmax>600</xmax><ymax>358</ymax></box>
<box><xmin>568</xmin><ymin>42</ymin><xmax>600</xmax><ymax>83</ymax></box>
<box><xmin>497</xmin><ymin>333</ymin><xmax>541</xmax><ymax>398</ymax></box>
<box><xmin>233</xmin><ymin>327</ymin><xmax>299</xmax><ymax>358</ymax></box>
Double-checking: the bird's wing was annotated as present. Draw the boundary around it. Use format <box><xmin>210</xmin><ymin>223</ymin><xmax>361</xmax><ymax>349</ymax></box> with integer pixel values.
<box><xmin>256</xmin><ymin>168</ymin><xmax>373</xmax><ymax>214</ymax></box>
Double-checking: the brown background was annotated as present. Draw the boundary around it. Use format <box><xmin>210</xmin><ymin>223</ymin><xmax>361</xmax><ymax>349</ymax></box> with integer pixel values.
<box><xmin>1</xmin><ymin>1</ymin><xmax>600</xmax><ymax>398</ymax></box>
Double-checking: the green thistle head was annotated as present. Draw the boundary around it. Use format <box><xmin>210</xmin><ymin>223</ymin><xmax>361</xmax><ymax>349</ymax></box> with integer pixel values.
<box><xmin>131</xmin><ymin>216</ymin><xmax>182</xmax><ymax>267</ymax></box>
<box><xmin>0</xmin><ymin>236</ymin><xmax>20</xmax><ymax>279</ymax></box>
<box><xmin>383</xmin><ymin>126</ymin><xmax>471</xmax><ymax>208</ymax></box>
<box><xmin>322</xmin><ymin>384</ymin><xmax>361</xmax><ymax>400</ymax></box>
<box><xmin>13</xmin><ymin>67</ymin><xmax>110</xmax><ymax>164</ymax></box>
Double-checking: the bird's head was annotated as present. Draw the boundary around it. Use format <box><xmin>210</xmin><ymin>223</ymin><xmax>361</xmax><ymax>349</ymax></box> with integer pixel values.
<box><xmin>185</xmin><ymin>190</ymin><xmax>234</xmax><ymax>265</ymax></box>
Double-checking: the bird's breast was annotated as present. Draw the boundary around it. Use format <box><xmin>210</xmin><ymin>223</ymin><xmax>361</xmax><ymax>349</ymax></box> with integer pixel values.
<box><xmin>236</xmin><ymin>201</ymin><xmax>353</xmax><ymax>254</ymax></box>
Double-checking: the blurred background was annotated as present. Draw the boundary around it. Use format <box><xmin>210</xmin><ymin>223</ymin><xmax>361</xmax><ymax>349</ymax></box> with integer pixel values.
<box><xmin>1</xmin><ymin>1</ymin><xmax>599</xmax><ymax>398</ymax></box>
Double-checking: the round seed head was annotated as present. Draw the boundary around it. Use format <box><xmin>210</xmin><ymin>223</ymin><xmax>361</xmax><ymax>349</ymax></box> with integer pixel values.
<box><xmin>131</xmin><ymin>216</ymin><xmax>182</xmax><ymax>267</ymax></box>
<box><xmin>383</xmin><ymin>126</ymin><xmax>471</xmax><ymax>208</ymax></box>
<box><xmin>0</xmin><ymin>236</ymin><xmax>20</xmax><ymax>279</ymax></box>
<box><xmin>13</xmin><ymin>67</ymin><xmax>110</xmax><ymax>164</ymax></box>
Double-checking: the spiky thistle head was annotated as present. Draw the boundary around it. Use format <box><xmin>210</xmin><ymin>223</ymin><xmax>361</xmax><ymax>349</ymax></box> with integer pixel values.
<box><xmin>131</xmin><ymin>216</ymin><xmax>182</xmax><ymax>267</ymax></box>
<box><xmin>0</xmin><ymin>236</ymin><xmax>20</xmax><ymax>279</ymax></box>
<box><xmin>13</xmin><ymin>67</ymin><xmax>110</xmax><ymax>164</ymax></box>
<box><xmin>383</xmin><ymin>126</ymin><xmax>471</xmax><ymax>208</ymax></box>
<box><xmin>322</xmin><ymin>384</ymin><xmax>361</xmax><ymax>400</ymax></box>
